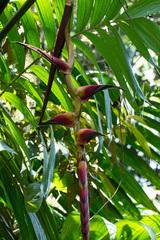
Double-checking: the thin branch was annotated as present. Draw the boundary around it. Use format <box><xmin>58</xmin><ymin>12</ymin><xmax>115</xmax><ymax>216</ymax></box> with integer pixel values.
<box><xmin>0</xmin><ymin>0</ymin><xmax>36</xmax><ymax>42</ymax></box>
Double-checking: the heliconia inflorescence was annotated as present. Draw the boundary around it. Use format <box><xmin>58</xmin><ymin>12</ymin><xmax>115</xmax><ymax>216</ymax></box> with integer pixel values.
<box><xmin>37</xmin><ymin>112</ymin><xmax>79</xmax><ymax>128</ymax></box>
<box><xmin>76</xmin><ymin>129</ymin><xmax>104</xmax><ymax>146</ymax></box>
<box><xmin>14</xmin><ymin>42</ymin><xmax>71</xmax><ymax>75</ymax></box>
<box><xmin>77</xmin><ymin>85</ymin><xmax>126</xmax><ymax>102</ymax></box>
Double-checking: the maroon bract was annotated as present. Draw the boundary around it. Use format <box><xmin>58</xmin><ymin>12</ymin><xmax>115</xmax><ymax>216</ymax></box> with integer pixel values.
<box><xmin>78</xmin><ymin>85</ymin><xmax>126</xmax><ymax>102</ymax></box>
<box><xmin>37</xmin><ymin>112</ymin><xmax>78</xmax><ymax>128</ymax></box>
<box><xmin>76</xmin><ymin>129</ymin><xmax>104</xmax><ymax>146</ymax></box>
<box><xmin>78</xmin><ymin>161</ymin><xmax>90</xmax><ymax>240</ymax></box>
<box><xmin>14</xmin><ymin>42</ymin><xmax>71</xmax><ymax>74</ymax></box>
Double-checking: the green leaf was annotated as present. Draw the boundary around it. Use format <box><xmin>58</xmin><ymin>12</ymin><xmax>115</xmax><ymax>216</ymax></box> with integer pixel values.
<box><xmin>118</xmin><ymin>20</ymin><xmax>158</xmax><ymax>68</ymax></box>
<box><xmin>2</xmin><ymin>92</ymin><xmax>37</xmax><ymax>129</ymax></box>
<box><xmin>1</xmin><ymin>166</ymin><xmax>36</xmax><ymax>240</ymax></box>
<box><xmin>0</xmin><ymin>140</ymin><xmax>17</xmax><ymax>155</ymax></box>
<box><xmin>128</xmin><ymin>125</ymin><xmax>152</xmax><ymax>158</ymax></box>
<box><xmin>30</xmin><ymin>65</ymin><xmax>73</xmax><ymax>112</ymax></box>
<box><xmin>60</xmin><ymin>211</ymin><xmax>81</xmax><ymax>240</ymax></box>
<box><xmin>76</xmin><ymin>0</ymin><xmax>94</xmax><ymax>33</ymax></box>
<box><xmin>117</xmin><ymin>145</ymin><xmax>160</xmax><ymax>190</ymax></box>
<box><xmin>90</xmin><ymin>0</ymin><xmax>112</xmax><ymax>28</ymax></box>
<box><xmin>97</xmin><ymin>26</ymin><xmax>149</xmax><ymax>104</ymax></box>
<box><xmin>18</xmin><ymin>77</ymin><xmax>49</xmax><ymax>119</ymax></box>
<box><xmin>29</xmin><ymin>212</ymin><xmax>48</xmax><ymax>240</ymax></box>
<box><xmin>133</xmin><ymin>18</ymin><xmax>160</xmax><ymax>56</ymax></box>
<box><xmin>0</xmin><ymin>5</ymin><xmax>25</xmax><ymax>71</ymax></box>
<box><xmin>89</xmin><ymin>96</ymin><xmax>103</xmax><ymax>161</ymax></box>
<box><xmin>72</xmin><ymin>38</ymin><xmax>98</xmax><ymax>68</ymax></box>
<box><xmin>141</xmin><ymin>215</ymin><xmax>160</xmax><ymax>237</ymax></box>
<box><xmin>103</xmin><ymin>0</ymin><xmax>126</xmax><ymax>23</ymax></box>
<box><xmin>2</xmin><ymin>111</ymin><xmax>30</xmax><ymax>162</ymax></box>
<box><xmin>36</xmin><ymin>200</ymin><xmax>59</xmax><ymax>240</ymax></box>
<box><xmin>0</xmin><ymin>54</ymin><xmax>10</xmax><ymax>84</ymax></box>
<box><xmin>24</xmin><ymin>181</ymin><xmax>43</xmax><ymax>212</ymax></box>
<box><xmin>52</xmin><ymin>0</ymin><xmax>65</xmax><ymax>26</ymax></box>
<box><xmin>84</xmin><ymin>31</ymin><xmax>139</xmax><ymax>111</ymax></box>
<box><xmin>35</xmin><ymin>0</ymin><xmax>56</xmax><ymax>49</ymax></box>
<box><xmin>117</xmin><ymin>0</ymin><xmax>160</xmax><ymax>20</ymax></box>
<box><xmin>110</xmin><ymin>164</ymin><xmax>158</xmax><ymax>212</ymax></box>
<box><xmin>40</xmin><ymin>130</ymin><xmax>49</xmax><ymax>196</ymax></box>
<box><xmin>115</xmin><ymin>219</ymin><xmax>154</xmax><ymax>240</ymax></box>
<box><xmin>46</xmin><ymin>126</ymin><xmax>55</xmax><ymax>197</ymax></box>
<box><xmin>14</xmin><ymin>1</ymin><xmax>40</xmax><ymax>60</ymax></box>
<box><xmin>60</xmin><ymin>211</ymin><xmax>111</xmax><ymax>240</ymax></box>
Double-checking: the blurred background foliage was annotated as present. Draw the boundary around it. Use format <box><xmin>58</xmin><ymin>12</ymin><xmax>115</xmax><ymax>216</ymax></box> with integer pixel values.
<box><xmin>0</xmin><ymin>0</ymin><xmax>160</xmax><ymax>239</ymax></box>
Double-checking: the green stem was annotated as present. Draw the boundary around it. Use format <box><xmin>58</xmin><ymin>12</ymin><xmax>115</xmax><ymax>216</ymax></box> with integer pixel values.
<box><xmin>0</xmin><ymin>0</ymin><xmax>36</xmax><ymax>42</ymax></box>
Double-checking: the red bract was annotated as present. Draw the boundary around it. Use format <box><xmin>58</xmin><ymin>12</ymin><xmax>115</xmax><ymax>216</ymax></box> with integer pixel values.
<box><xmin>37</xmin><ymin>112</ymin><xmax>78</xmax><ymax>128</ymax></box>
<box><xmin>78</xmin><ymin>85</ymin><xmax>126</xmax><ymax>102</ymax></box>
<box><xmin>76</xmin><ymin>129</ymin><xmax>104</xmax><ymax>146</ymax></box>
<box><xmin>78</xmin><ymin>161</ymin><xmax>90</xmax><ymax>240</ymax></box>
<box><xmin>14</xmin><ymin>42</ymin><xmax>71</xmax><ymax>74</ymax></box>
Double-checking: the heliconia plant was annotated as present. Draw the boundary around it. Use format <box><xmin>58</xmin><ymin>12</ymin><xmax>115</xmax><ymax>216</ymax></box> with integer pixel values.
<box><xmin>15</xmin><ymin>1</ymin><xmax>125</xmax><ymax>239</ymax></box>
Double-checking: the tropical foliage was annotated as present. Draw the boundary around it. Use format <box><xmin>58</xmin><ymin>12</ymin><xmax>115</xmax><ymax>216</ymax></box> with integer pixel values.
<box><xmin>0</xmin><ymin>0</ymin><xmax>160</xmax><ymax>239</ymax></box>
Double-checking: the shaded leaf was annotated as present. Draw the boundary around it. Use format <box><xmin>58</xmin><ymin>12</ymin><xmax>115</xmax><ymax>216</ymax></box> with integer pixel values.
<box><xmin>24</xmin><ymin>181</ymin><xmax>43</xmax><ymax>212</ymax></box>
<box><xmin>2</xmin><ymin>92</ymin><xmax>37</xmax><ymax>129</ymax></box>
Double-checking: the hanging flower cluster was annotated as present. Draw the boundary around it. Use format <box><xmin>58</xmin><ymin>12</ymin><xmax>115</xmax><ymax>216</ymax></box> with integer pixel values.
<box><xmin>15</xmin><ymin>3</ymin><xmax>125</xmax><ymax>239</ymax></box>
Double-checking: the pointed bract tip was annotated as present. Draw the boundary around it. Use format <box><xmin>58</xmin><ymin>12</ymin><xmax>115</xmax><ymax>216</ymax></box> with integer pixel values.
<box><xmin>14</xmin><ymin>42</ymin><xmax>71</xmax><ymax>74</ymax></box>
<box><xmin>76</xmin><ymin>129</ymin><xmax>104</xmax><ymax>146</ymax></box>
<box><xmin>78</xmin><ymin>85</ymin><xmax>126</xmax><ymax>102</ymax></box>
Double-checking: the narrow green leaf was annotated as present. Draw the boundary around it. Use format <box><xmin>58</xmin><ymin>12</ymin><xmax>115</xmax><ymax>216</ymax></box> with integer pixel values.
<box><xmin>46</xmin><ymin>126</ymin><xmax>55</xmax><ymax>197</ymax></box>
<box><xmin>116</xmin><ymin>0</ymin><xmax>160</xmax><ymax>20</ymax></box>
<box><xmin>0</xmin><ymin>140</ymin><xmax>17</xmax><ymax>155</ymax></box>
<box><xmin>99</xmin><ymin>71</ymin><xmax>112</xmax><ymax>145</ymax></box>
<box><xmin>89</xmin><ymin>96</ymin><xmax>103</xmax><ymax>161</ymax></box>
<box><xmin>29</xmin><ymin>212</ymin><xmax>48</xmax><ymax>240</ymax></box>
<box><xmin>76</xmin><ymin>0</ymin><xmax>94</xmax><ymax>33</ymax></box>
<box><xmin>24</xmin><ymin>181</ymin><xmax>43</xmax><ymax>212</ymax></box>
<box><xmin>0</xmin><ymin>55</ymin><xmax>10</xmax><ymax>84</ymax></box>
<box><xmin>2</xmin><ymin>92</ymin><xmax>37</xmax><ymax>129</ymax></box>
<box><xmin>117</xmin><ymin>145</ymin><xmax>160</xmax><ymax>190</ymax></box>
<box><xmin>103</xmin><ymin>0</ymin><xmax>126</xmax><ymax>23</ymax></box>
<box><xmin>118</xmin><ymin>20</ymin><xmax>159</xmax><ymax>68</ymax></box>
<box><xmin>18</xmin><ymin>77</ymin><xmax>49</xmax><ymax>119</ymax></box>
<box><xmin>2</xmin><ymin>111</ymin><xmax>30</xmax><ymax>162</ymax></box>
<box><xmin>133</xmin><ymin>18</ymin><xmax>160</xmax><ymax>56</ymax></box>
<box><xmin>128</xmin><ymin>125</ymin><xmax>152</xmax><ymax>158</ymax></box>
<box><xmin>35</xmin><ymin>0</ymin><xmax>56</xmax><ymax>49</ymax></box>
<box><xmin>52</xmin><ymin>0</ymin><xmax>65</xmax><ymax>26</ymax></box>
<box><xmin>30</xmin><ymin>65</ymin><xmax>73</xmax><ymax>112</ymax></box>
<box><xmin>1</xmin><ymin>167</ymin><xmax>36</xmax><ymax>240</ymax></box>
<box><xmin>136</xmin><ymin>124</ymin><xmax>160</xmax><ymax>153</ymax></box>
<box><xmin>37</xmin><ymin>199</ymin><xmax>60</xmax><ymax>240</ymax></box>
<box><xmin>14</xmin><ymin>1</ymin><xmax>40</xmax><ymax>59</ymax></box>
<box><xmin>84</xmin><ymin>31</ymin><xmax>139</xmax><ymax>111</ymax></box>
<box><xmin>97</xmin><ymin>26</ymin><xmax>149</xmax><ymax>103</ymax></box>
<box><xmin>40</xmin><ymin>131</ymin><xmax>49</xmax><ymax>196</ymax></box>
<box><xmin>90</xmin><ymin>0</ymin><xmax>112</xmax><ymax>27</ymax></box>
<box><xmin>110</xmin><ymin>165</ymin><xmax>158</xmax><ymax>212</ymax></box>
<box><xmin>72</xmin><ymin>38</ymin><xmax>98</xmax><ymax>68</ymax></box>
<box><xmin>0</xmin><ymin>5</ymin><xmax>25</xmax><ymax>71</ymax></box>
